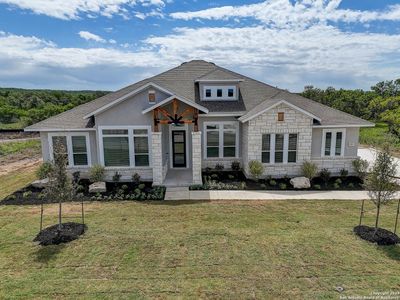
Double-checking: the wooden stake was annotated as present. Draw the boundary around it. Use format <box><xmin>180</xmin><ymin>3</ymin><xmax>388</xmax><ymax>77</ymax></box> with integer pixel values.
<box><xmin>81</xmin><ymin>199</ymin><xmax>85</xmax><ymax>231</ymax></box>
<box><xmin>40</xmin><ymin>203</ymin><xmax>43</xmax><ymax>232</ymax></box>
<box><xmin>394</xmin><ymin>199</ymin><xmax>400</xmax><ymax>234</ymax></box>
<box><xmin>359</xmin><ymin>199</ymin><xmax>365</xmax><ymax>226</ymax></box>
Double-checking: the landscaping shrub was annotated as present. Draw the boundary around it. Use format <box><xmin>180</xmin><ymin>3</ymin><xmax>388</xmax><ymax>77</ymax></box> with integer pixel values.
<box><xmin>121</xmin><ymin>184</ymin><xmax>129</xmax><ymax>191</ymax></box>
<box><xmin>352</xmin><ymin>158</ymin><xmax>369</xmax><ymax>181</ymax></box>
<box><xmin>22</xmin><ymin>191</ymin><xmax>32</xmax><ymax>199</ymax></box>
<box><xmin>335</xmin><ymin>178</ymin><xmax>342</xmax><ymax>185</ymax></box>
<box><xmin>231</xmin><ymin>160</ymin><xmax>241</xmax><ymax>171</ymax></box>
<box><xmin>89</xmin><ymin>164</ymin><xmax>105</xmax><ymax>182</ymax></box>
<box><xmin>210</xmin><ymin>174</ymin><xmax>219</xmax><ymax>180</ymax></box>
<box><xmin>348</xmin><ymin>183</ymin><xmax>354</xmax><ymax>188</ymax></box>
<box><xmin>313</xmin><ymin>184</ymin><xmax>321</xmax><ymax>190</ymax></box>
<box><xmin>269</xmin><ymin>179</ymin><xmax>277</xmax><ymax>186</ymax></box>
<box><xmin>132</xmin><ymin>173</ymin><xmax>140</xmax><ymax>184</ymax></box>
<box><xmin>138</xmin><ymin>184</ymin><xmax>146</xmax><ymax>190</ymax></box>
<box><xmin>36</xmin><ymin>162</ymin><xmax>53</xmax><ymax>179</ymax></box>
<box><xmin>248</xmin><ymin>160</ymin><xmax>264</xmax><ymax>180</ymax></box>
<box><xmin>228</xmin><ymin>174</ymin><xmax>235</xmax><ymax>180</ymax></box>
<box><xmin>340</xmin><ymin>168</ymin><xmax>348</xmax><ymax>179</ymax></box>
<box><xmin>215</xmin><ymin>163</ymin><xmax>224</xmax><ymax>171</ymax></box>
<box><xmin>279</xmin><ymin>183</ymin><xmax>287</xmax><ymax>190</ymax></box>
<box><xmin>205</xmin><ymin>167</ymin><xmax>212</xmax><ymax>172</ymax></box>
<box><xmin>319</xmin><ymin>168</ymin><xmax>331</xmax><ymax>186</ymax></box>
<box><xmin>260</xmin><ymin>183</ymin><xmax>266</xmax><ymax>189</ymax></box>
<box><xmin>301</xmin><ymin>161</ymin><xmax>318</xmax><ymax>179</ymax></box>
<box><xmin>112</xmin><ymin>172</ymin><xmax>121</xmax><ymax>182</ymax></box>
<box><xmin>333</xmin><ymin>183</ymin><xmax>340</xmax><ymax>189</ymax></box>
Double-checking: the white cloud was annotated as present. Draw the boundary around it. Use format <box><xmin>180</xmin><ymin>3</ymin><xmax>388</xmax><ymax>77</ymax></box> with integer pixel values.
<box><xmin>170</xmin><ymin>0</ymin><xmax>400</xmax><ymax>28</ymax></box>
<box><xmin>0</xmin><ymin>0</ymin><xmax>167</xmax><ymax>20</ymax></box>
<box><xmin>78</xmin><ymin>31</ymin><xmax>106</xmax><ymax>43</ymax></box>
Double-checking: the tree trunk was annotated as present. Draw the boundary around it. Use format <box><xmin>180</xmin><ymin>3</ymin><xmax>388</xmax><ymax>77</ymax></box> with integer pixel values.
<box><xmin>359</xmin><ymin>199</ymin><xmax>365</xmax><ymax>226</ymax></box>
<box><xmin>58</xmin><ymin>200</ymin><xmax>62</xmax><ymax>230</ymax></box>
<box><xmin>395</xmin><ymin>199</ymin><xmax>400</xmax><ymax>234</ymax></box>
<box><xmin>374</xmin><ymin>201</ymin><xmax>381</xmax><ymax>234</ymax></box>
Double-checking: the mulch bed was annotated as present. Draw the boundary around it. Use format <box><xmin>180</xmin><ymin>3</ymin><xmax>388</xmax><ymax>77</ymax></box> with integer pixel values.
<box><xmin>353</xmin><ymin>225</ymin><xmax>400</xmax><ymax>246</ymax></box>
<box><xmin>33</xmin><ymin>222</ymin><xmax>87</xmax><ymax>246</ymax></box>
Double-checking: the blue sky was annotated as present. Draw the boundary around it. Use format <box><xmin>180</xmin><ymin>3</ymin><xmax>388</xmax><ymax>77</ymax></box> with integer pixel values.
<box><xmin>0</xmin><ymin>0</ymin><xmax>399</xmax><ymax>92</ymax></box>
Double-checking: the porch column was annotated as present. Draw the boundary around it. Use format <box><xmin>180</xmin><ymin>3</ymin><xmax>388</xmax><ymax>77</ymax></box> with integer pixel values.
<box><xmin>152</xmin><ymin>131</ymin><xmax>163</xmax><ymax>185</ymax></box>
<box><xmin>192</xmin><ymin>131</ymin><xmax>202</xmax><ymax>185</ymax></box>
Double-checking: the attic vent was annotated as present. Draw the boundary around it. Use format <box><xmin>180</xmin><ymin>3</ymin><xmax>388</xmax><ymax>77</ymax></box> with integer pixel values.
<box><xmin>148</xmin><ymin>90</ymin><xmax>156</xmax><ymax>103</ymax></box>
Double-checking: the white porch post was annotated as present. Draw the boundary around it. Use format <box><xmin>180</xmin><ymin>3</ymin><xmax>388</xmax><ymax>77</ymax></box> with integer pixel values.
<box><xmin>192</xmin><ymin>131</ymin><xmax>202</xmax><ymax>185</ymax></box>
<box><xmin>152</xmin><ymin>131</ymin><xmax>163</xmax><ymax>185</ymax></box>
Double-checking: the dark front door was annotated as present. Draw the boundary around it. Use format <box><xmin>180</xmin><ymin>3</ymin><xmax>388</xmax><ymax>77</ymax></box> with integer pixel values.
<box><xmin>172</xmin><ymin>130</ymin><xmax>186</xmax><ymax>168</ymax></box>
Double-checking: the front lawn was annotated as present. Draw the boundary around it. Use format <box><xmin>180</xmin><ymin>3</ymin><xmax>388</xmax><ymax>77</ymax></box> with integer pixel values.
<box><xmin>360</xmin><ymin>122</ymin><xmax>400</xmax><ymax>155</ymax></box>
<box><xmin>0</xmin><ymin>200</ymin><xmax>399</xmax><ymax>298</ymax></box>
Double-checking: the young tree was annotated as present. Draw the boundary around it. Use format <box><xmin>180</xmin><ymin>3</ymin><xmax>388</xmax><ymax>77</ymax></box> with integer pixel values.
<box><xmin>44</xmin><ymin>139</ymin><xmax>75</xmax><ymax>230</ymax></box>
<box><xmin>364</xmin><ymin>146</ymin><xmax>399</xmax><ymax>232</ymax></box>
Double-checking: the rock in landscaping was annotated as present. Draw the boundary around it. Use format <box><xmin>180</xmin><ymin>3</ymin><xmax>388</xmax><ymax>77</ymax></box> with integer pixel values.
<box><xmin>290</xmin><ymin>177</ymin><xmax>311</xmax><ymax>189</ymax></box>
<box><xmin>31</xmin><ymin>178</ymin><xmax>49</xmax><ymax>188</ymax></box>
<box><xmin>353</xmin><ymin>225</ymin><xmax>400</xmax><ymax>246</ymax></box>
<box><xmin>89</xmin><ymin>181</ymin><xmax>106</xmax><ymax>193</ymax></box>
<box><xmin>33</xmin><ymin>222</ymin><xmax>87</xmax><ymax>246</ymax></box>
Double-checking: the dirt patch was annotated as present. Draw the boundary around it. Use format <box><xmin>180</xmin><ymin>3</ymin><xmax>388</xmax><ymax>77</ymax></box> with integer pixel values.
<box><xmin>353</xmin><ymin>225</ymin><xmax>400</xmax><ymax>246</ymax></box>
<box><xmin>0</xmin><ymin>157</ymin><xmax>41</xmax><ymax>176</ymax></box>
<box><xmin>33</xmin><ymin>222</ymin><xmax>87</xmax><ymax>246</ymax></box>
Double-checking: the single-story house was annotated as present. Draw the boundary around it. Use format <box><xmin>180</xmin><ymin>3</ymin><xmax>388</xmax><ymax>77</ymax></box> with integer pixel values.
<box><xmin>25</xmin><ymin>60</ymin><xmax>374</xmax><ymax>186</ymax></box>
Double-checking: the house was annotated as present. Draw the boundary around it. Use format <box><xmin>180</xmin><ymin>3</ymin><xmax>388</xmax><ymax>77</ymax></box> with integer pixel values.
<box><xmin>25</xmin><ymin>60</ymin><xmax>374</xmax><ymax>186</ymax></box>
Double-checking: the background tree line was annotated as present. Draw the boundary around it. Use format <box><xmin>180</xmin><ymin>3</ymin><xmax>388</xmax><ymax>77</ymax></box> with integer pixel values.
<box><xmin>0</xmin><ymin>88</ymin><xmax>109</xmax><ymax>128</ymax></box>
<box><xmin>301</xmin><ymin>79</ymin><xmax>400</xmax><ymax>138</ymax></box>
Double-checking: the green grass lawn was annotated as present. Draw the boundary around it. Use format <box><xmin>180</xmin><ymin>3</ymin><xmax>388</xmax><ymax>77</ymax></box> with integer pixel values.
<box><xmin>0</xmin><ymin>200</ymin><xmax>399</xmax><ymax>299</ymax></box>
<box><xmin>0</xmin><ymin>164</ymin><xmax>39</xmax><ymax>200</ymax></box>
<box><xmin>0</xmin><ymin>139</ymin><xmax>41</xmax><ymax>156</ymax></box>
<box><xmin>360</xmin><ymin>122</ymin><xmax>400</xmax><ymax>154</ymax></box>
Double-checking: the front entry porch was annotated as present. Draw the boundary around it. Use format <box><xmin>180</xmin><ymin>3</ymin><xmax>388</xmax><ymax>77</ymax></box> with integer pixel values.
<box><xmin>145</xmin><ymin>97</ymin><xmax>205</xmax><ymax>186</ymax></box>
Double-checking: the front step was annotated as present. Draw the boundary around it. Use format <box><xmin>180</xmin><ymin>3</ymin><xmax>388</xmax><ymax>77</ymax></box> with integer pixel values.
<box><xmin>164</xmin><ymin>187</ymin><xmax>190</xmax><ymax>200</ymax></box>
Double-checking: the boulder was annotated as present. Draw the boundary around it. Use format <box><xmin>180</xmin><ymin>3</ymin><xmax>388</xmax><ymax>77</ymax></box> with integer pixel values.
<box><xmin>89</xmin><ymin>181</ymin><xmax>106</xmax><ymax>193</ymax></box>
<box><xmin>31</xmin><ymin>178</ymin><xmax>49</xmax><ymax>188</ymax></box>
<box><xmin>290</xmin><ymin>177</ymin><xmax>311</xmax><ymax>189</ymax></box>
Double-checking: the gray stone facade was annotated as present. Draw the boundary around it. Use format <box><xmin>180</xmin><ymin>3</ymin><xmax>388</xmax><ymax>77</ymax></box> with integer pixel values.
<box><xmin>151</xmin><ymin>132</ymin><xmax>163</xmax><ymax>185</ymax></box>
<box><xmin>192</xmin><ymin>131</ymin><xmax>203</xmax><ymax>185</ymax></box>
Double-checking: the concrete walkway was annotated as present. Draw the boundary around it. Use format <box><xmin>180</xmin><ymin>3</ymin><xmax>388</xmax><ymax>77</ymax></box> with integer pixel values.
<box><xmin>164</xmin><ymin>188</ymin><xmax>397</xmax><ymax>201</ymax></box>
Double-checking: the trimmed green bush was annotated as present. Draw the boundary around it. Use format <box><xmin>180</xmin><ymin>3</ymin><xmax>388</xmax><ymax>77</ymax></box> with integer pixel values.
<box><xmin>215</xmin><ymin>164</ymin><xmax>224</xmax><ymax>171</ymax></box>
<box><xmin>248</xmin><ymin>160</ymin><xmax>264</xmax><ymax>180</ymax></box>
<box><xmin>22</xmin><ymin>191</ymin><xmax>32</xmax><ymax>199</ymax></box>
<box><xmin>269</xmin><ymin>180</ymin><xmax>277</xmax><ymax>186</ymax></box>
<box><xmin>352</xmin><ymin>158</ymin><xmax>369</xmax><ymax>181</ymax></box>
<box><xmin>36</xmin><ymin>162</ymin><xmax>53</xmax><ymax>179</ymax></box>
<box><xmin>231</xmin><ymin>161</ymin><xmax>241</xmax><ymax>171</ymax></box>
<box><xmin>89</xmin><ymin>164</ymin><xmax>105</xmax><ymax>182</ymax></box>
<box><xmin>340</xmin><ymin>168</ymin><xmax>348</xmax><ymax>178</ymax></box>
<box><xmin>279</xmin><ymin>183</ymin><xmax>287</xmax><ymax>190</ymax></box>
<box><xmin>319</xmin><ymin>168</ymin><xmax>331</xmax><ymax>186</ymax></box>
<box><xmin>313</xmin><ymin>184</ymin><xmax>321</xmax><ymax>190</ymax></box>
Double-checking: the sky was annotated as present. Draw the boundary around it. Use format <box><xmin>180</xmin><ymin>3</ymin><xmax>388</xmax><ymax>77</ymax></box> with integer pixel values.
<box><xmin>0</xmin><ymin>0</ymin><xmax>400</xmax><ymax>92</ymax></box>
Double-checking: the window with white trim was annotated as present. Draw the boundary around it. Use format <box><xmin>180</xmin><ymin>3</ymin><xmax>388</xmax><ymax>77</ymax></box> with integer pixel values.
<box><xmin>322</xmin><ymin>129</ymin><xmax>345</xmax><ymax>157</ymax></box>
<box><xmin>202</xmin><ymin>86</ymin><xmax>237</xmax><ymax>100</ymax></box>
<box><xmin>100</xmin><ymin>127</ymin><xmax>150</xmax><ymax>167</ymax></box>
<box><xmin>261</xmin><ymin>133</ymin><xmax>298</xmax><ymax>164</ymax></box>
<box><xmin>49</xmin><ymin>133</ymin><xmax>90</xmax><ymax>167</ymax></box>
<box><xmin>205</xmin><ymin>122</ymin><xmax>239</xmax><ymax>158</ymax></box>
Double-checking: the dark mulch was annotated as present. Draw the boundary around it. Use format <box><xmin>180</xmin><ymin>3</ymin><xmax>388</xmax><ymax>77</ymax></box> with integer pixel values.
<box><xmin>33</xmin><ymin>222</ymin><xmax>87</xmax><ymax>246</ymax></box>
<box><xmin>353</xmin><ymin>225</ymin><xmax>400</xmax><ymax>246</ymax></box>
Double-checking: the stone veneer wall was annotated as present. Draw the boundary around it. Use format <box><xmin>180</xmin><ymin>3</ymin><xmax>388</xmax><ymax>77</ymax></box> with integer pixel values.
<box><xmin>192</xmin><ymin>131</ymin><xmax>203</xmax><ymax>184</ymax></box>
<box><xmin>244</xmin><ymin>103</ymin><xmax>313</xmax><ymax>178</ymax></box>
<box><xmin>65</xmin><ymin>168</ymin><xmax>153</xmax><ymax>182</ymax></box>
<box><xmin>311</xmin><ymin>157</ymin><xmax>357</xmax><ymax>174</ymax></box>
<box><xmin>151</xmin><ymin>132</ymin><xmax>163</xmax><ymax>185</ymax></box>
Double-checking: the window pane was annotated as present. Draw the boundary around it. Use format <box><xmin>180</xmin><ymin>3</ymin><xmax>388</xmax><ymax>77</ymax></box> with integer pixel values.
<box><xmin>223</xmin><ymin>124</ymin><xmax>236</xmax><ymax>130</ymax></box>
<box><xmin>102</xmin><ymin>129</ymin><xmax>128</xmax><ymax>135</ymax></box>
<box><xmin>217</xmin><ymin>89</ymin><xmax>222</xmax><ymax>97</ymax></box>
<box><xmin>205</xmin><ymin>89</ymin><xmax>211</xmax><ymax>97</ymax></box>
<box><xmin>288</xmin><ymin>151</ymin><xmax>296</xmax><ymax>163</ymax></box>
<box><xmin>72</xmin><ymin>136</ymin><xmax>87</xmax><ymax>153</ymax></box>
<box><xmin>73</xmin><ymin>154</ymin><xmax>88</xmax><ymax>166</ymax></box>
<box><xmin>134</xmin><ymin>136</ymin><xmax>149</xmax><ymax>154</ymax></box>
<box><xmin>275</xmin><ymin>152</ymin><xmax>283</xmax><ymax>163</ymax></box>
<box><xmin>288</xmin><ymin>134</ymin><xmax>297</xmax><ymax>151</ymax></box>
<box><xmin>207</xmin><ymin>131</ymin><xmax>219</xmax><ymax>147</ymax></box>
<box><xmin>206</xmin><ymin>124</ymin><xmax>219</xmax><ymax>130</ymax></box>
<box><xmin>262</xmin><ymin>152</ymin><xmax>270</xmax><ymax>163</ymax></box>
<box><xmin>228</xmin><ymin>89</ymin><xmax>234</xmax><ymax>97</ymax></box>
<box><xmin>262</xmin><ymin>134</ymin><xmax>270</xmax><ymax>151</ymax></box>
<box><xmin>325</xmin><ymin>132</ymin><xmax>332</xmax><ymax>156</ymax></box>
<box><xmin>133</xmin><ymin>129</ymin><xmax>148</xmax><ymax>135</ymax></box>
<box><xmin>224</xmin><ymin>147</ymin><xmax>236</xmax><ymax>157</ymax></box>
<box><xmin>335</xmin><ymin>132</ymin><xmax>342</xmax><ymax>156</ymax></box>
<box><xmin>207</xmin><ymin>147</ymin><xmax>219</xmax><ymax>158</ymax></box>
<box><xmin>223</xmin><ymin>131</ymin><xmax>236</xmax><ymax>146</ymax></box>
<box><xmin>103</xmin><ymin>137</ymin><xmax>130</xmax><ymax>167</ymax></box>
<box><xmin>135</xmin><ymin>155</ymin><xmax>149</xmax><ymax>167</ymax></box>
<box><xmin>275</xmin><ymin>134</ymin><xmax>284</xmax><ymax>151</ymax></box>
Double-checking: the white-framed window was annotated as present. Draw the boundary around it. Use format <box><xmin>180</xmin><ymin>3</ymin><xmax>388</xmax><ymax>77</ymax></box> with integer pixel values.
<box><xmin>322</xmin><ymin>129</ymin><xmax>346</xmax><ymax>157</ymax></box>
<box><xmin>261</xmin><ymin>133</ymin><xmax>298</xmax><ymax>164</ymax></box>
<box><xmin>98</xmin><ymin>126</ymin><xmax>151</xmax><ymax>168</ymax></box>
<box><xmin>48</xmin><ymin>132</ymin><xmax>91</xmax><ymax>167</ymax></box>
<box><xmin>204</xmin><ymin>122</ymin><xmax>239</xmax><ymax>158</ymax></box>
<box><xmin>202</xmin><ymin>86</ymin><xmax>237</xmax><ymax>100</ymax></box>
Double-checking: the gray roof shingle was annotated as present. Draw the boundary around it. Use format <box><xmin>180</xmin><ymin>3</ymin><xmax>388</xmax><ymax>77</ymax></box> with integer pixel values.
<box><xmin>26</xmin><ymin>60</ymin><xmax>373</xmax><ymax>130</ymax></box>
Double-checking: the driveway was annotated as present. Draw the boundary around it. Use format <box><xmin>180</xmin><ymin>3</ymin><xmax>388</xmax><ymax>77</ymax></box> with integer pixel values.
<box><xmin>358</xmin><ymin>147</ymin><xmax>400</xmax><ymax>177</ymax></box>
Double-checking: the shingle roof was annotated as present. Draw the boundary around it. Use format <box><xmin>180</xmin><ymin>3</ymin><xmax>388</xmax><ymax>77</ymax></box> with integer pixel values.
<box><xmin>25</xmin><ymin>60</ymin><xmax>373</xmax><ymax>130</ymax></box>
